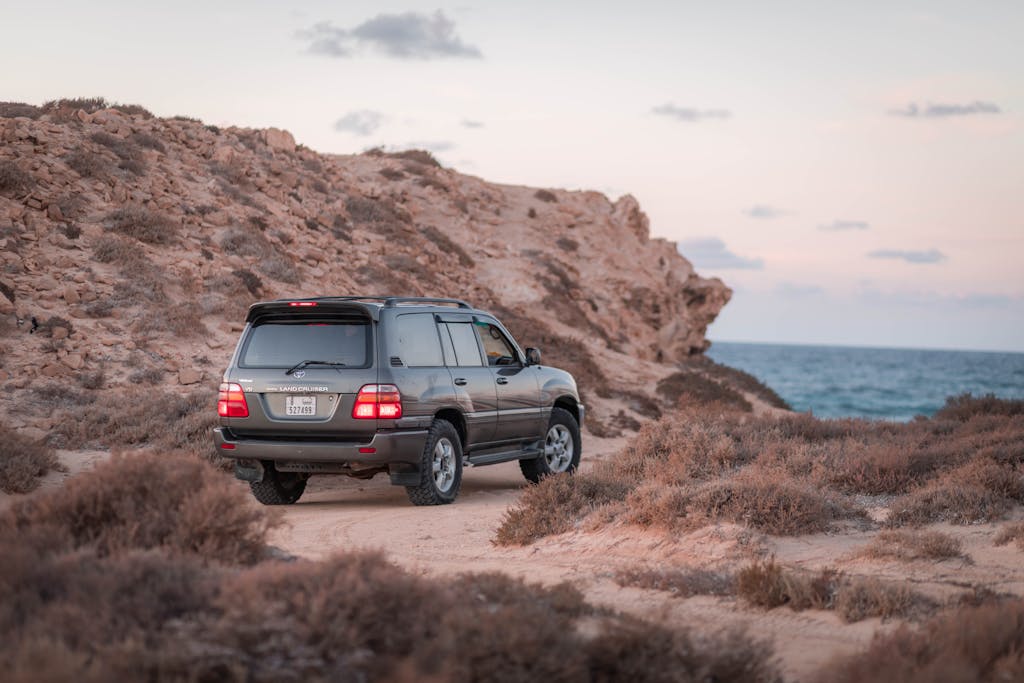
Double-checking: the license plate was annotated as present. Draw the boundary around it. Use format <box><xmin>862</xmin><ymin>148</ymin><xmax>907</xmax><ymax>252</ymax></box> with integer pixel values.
<box><xmin>286</xmin><ymin>395</ymin><xmax>316</xmax><ymax>416</ymax></box>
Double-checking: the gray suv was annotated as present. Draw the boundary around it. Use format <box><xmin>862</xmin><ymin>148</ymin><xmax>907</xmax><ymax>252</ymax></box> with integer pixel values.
<box><xmin>213</xmin><ymin>297</ymin><xmax>584</xmax><ymax>506</ymax></box>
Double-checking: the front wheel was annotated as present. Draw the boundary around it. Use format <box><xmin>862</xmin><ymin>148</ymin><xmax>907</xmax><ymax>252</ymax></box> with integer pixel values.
<box><xmin>406</xmin><ymin>419</ymin><xmax>463</xmax><ymax>505</ymax></box>
<box><xmin>520</xmin><ymin>407</ymin><xmax>581</xmax><ymax>483</ymax></box>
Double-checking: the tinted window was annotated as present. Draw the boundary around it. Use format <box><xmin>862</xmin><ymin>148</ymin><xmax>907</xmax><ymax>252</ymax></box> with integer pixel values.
<box><xmin>241</xmin><ymin>323</ymin><xmax>369</xmax><ymax>367</ymax></box>
<box><xmin>443</xmin><ymin>322</ymin><xmax>484</xmax><ymax>367</ymax></box>
<box><xmin>475</xmin><ymin>323</ymin><xmax>518</xmax><ymax>366</ymax></box>
<box><xmin>394</xmin><ymin>313</ymin><xmax>443</xmax><ymax>367</ymax></box>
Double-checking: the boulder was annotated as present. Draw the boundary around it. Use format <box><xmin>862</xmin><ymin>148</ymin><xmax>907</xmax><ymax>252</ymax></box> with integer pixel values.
<box><xmin>263</xmin><ymin>128</ymin><xmax>295</xmax><ymax>153</ymax></box>
<box><xmin>178</xmin><ymin>368</ymin><xmax>203</xmax><ymax>385</ymax></box>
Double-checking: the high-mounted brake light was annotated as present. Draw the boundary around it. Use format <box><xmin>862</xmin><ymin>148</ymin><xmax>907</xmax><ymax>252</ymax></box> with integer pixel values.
<box><xmin>217</xmin><ymin>383</ymin><xmax>249</xmax><ymax>418</ymax></box>
<box><xmin>288</xmin><ymin>301</ymin><xmax>318</xmax><ymax>307</ymax></box>
<box><xmin>352</xmin><ymin>384</ymin><xmax>403</xmax><ymax>420</ymax></box>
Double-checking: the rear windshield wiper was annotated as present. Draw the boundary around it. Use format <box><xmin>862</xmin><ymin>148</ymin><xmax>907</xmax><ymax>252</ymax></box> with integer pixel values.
<box><xmin>285</xmin><ymin>360</ymin><xmax>347</xmax><ymax>375</ymax></box>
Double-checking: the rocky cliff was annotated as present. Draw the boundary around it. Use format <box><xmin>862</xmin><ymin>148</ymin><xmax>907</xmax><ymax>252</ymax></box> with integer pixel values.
<box><xmin>0</xmin><ymin>100</ymin><xmax>733</xmax><ymax>436</ymax></box>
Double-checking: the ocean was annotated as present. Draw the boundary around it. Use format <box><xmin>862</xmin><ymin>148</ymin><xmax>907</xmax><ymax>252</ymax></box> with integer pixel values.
<box><xmin>706</xmin><ymin>341</ymin><xmax>1024</xmax><ymax>421</ymax></box>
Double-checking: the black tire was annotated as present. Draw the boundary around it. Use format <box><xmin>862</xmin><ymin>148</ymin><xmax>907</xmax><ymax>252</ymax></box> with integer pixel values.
<box><xmin>406</xmin><ymin>419</ymin><xmax>463</xmax><ymax>506</ymax></box>
<box><xmin>520</xmin><ymin>407</ymin><xmax>581</xmax><ymax>483</ymax></box>
<box><xmin>249</xmin><ymin>464</ymin><xmax>307</xmax><ymax>505</ymax></box>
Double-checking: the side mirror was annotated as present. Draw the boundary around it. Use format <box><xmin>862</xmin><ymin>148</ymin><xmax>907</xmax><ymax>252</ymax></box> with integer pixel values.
<box><xmin>525</xmin><ymin>347</ymin><xmax>541</xmax><ymax>366</ymax></box>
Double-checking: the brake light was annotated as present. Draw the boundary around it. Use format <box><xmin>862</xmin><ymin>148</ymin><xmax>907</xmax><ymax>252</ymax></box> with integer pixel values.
<box><xmin>352</xmin><ymin>384</ymin><xmax>403</xmax><ymax>420</ymax></box>
<box><xmin>289</xmin><ymin>301</ymin><xmax>318</xmax><ymax>307</ymax></box>
<box><xmin>217</xmin><ymin>383</ymin><xmax>249</xmax><ymax>418</ymax></box>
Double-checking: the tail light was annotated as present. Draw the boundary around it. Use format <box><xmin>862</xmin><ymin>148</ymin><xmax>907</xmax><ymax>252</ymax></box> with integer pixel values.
<box><xmin>218</xmin><ymin>383</ymin><xmax>249</xmax><ymax>418</ymax></box>
<box><xmin>353</xmin><ymin>384</ymin><xmax>402</xmax><ymax>419</ymax></box>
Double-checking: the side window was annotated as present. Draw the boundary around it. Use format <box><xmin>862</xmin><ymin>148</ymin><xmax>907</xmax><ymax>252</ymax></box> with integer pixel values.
<box><xmin>475</xmin><ymin>323</ymin><xmax>518</xmax><ymax>366</ymax></box>
<box><xmin>438</xmin><ymin>322</ymin><xmax>457</xmax><ymax>366</ymax></box>
<box><xmin>394</xmin><ymin>313</ymin><xmax>443</xmax><ymax>367</ymax></box>
<box><xmin>443</xmin><ymin>322</ymin><xmax>484</xmax><ymax>367</ymax></box>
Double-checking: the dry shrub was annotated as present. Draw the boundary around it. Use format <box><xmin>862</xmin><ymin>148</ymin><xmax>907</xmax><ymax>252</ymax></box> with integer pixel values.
<box><xmin>612</xmin><ymin>416</ymin><xmax>749</xmax><ymax>484</ymax></box>
<box><xmin>993</xmin><ymin>521</ymin><xmax>1024</xmax><ymax>550</ymax></box>
<box><xmin>556</xmin><ymin>236</ymin><xmax>579</xmax><ymax>251</ymax></box>
<box><xmin>49</xmin><ymin>386</ymin><xmax>221</xmax><ymax>464</ymax></box>
<box><xmin>615</xmin><ymin>566</ymin><xmax>734</xmax><ymax>597</ymax></box>
<box><xmin>0</xmin><ymin>101</ymin><xmax>42</xmax><ymax>119</ymax></box>
<box><xmin>136</xmin><ymin>301</ymin><xmax>207</xmax><ymax>338</ymax></box>
<box><xmin>857</xmin><ymin>529</ymin><xmax>966</xmax><ymax>562</ymax></box>
<box><xmin>0</xmin><ymin>423</ymin><xmax>62</xmax><ymax>494</ymax></box>
<box><xmin>817</xmin><ymin>599</ymin><xmax>1024</xmax><ymax>683</ymax></box>
<box><xmin>416</xmin><ymin>175</ymin><xmax>450</xmax><ymax>193</ymax></box>
<box><xmin>105</xmin><ymin>204</ymin><xmax>178</xmax><ymax>245</ymax></box>
<box><xmin>129</xmin><ymin>131</ymin><xmax>165</xmax><ymax>152</ymax></box>
<box><xmin>345</xmin><ymin>194</ymin><xmax>413</xmax><ymax>237</ymax></box>
<box><xmin>688</xmin><ymin>355</ymin><xmax>791</xmax><ymax>410</ymax></box>
<box><xmin>379</xmin><ymin>167</ymin><xmax>405</xmax><ymax>180</ymax></box>
<box><xmin>534</xmin><ymin>188</ymin><xmax>558</xmax><ymax>203</ymax></box>
<box><xmin>737</xmin><ymin>559</ymin><xmax>930</xmax><ymax>623</ymax></box>
<box><xmin>261</xmin><ymin>253</ymin><xmax>300</xmax><ymax>284</ymax></box>
<box><xmin>421</xmin><ymin>224</ymin><xmax>475</xmax><ymax>267</ymax></box>
<box><xmin>41</xmin><ymin>97</ymin><xmax>153</xmax><ymax>118</ymax></box>
<box><xmin>89</xmin><ymin>131</ymin><xmax>146</xmax><ymax>175</ymax></box>
<box><xmin>0</xmin><ymin>160</ymin><xmax>32</xmax><ymax>194</ymax></box>
<box><xmin>91</xmin><ymin>234</ymin><xmax>143</xmax><ymax>265</ymax></box>
<box><xmin>386</xmin><ymin>148</ymin><xmax>441</xmax><ymax>167</ymax></box>
<box><xmin>495</xmin><ymin>472</ymin><xmax>630</xmax><ymax>546</ymax></box>
<box><xmin>936</xmin><ymin>393</ymin><xmax>1024</xmax><ymax>421</ymax></box>
<box><xmin>888</xmin><ymin>457</ymin><xmax>1024</xmax><ymax>527</ymax></box>
<box><xmin>0</xmin><ymin>451</ymin><xmax>274</xmax><ymax>563</ymax></box>
<box><xmin>657</xmin><ymin>370</ymin><xmax>753</xmax><ymax>413</ymax></box>
<box><xmin>834</xmin><ymin>578</ymin><xmax>933</xmax><ymax>622</ymax></box>
<box><xmin>65</xmin><ymin>147</ymin><xmax>113</xmax><ymax>177</ymax></box>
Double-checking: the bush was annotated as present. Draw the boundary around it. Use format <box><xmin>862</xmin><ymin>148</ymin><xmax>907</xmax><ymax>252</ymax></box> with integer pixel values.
<box><xmin>421</xmin><ymin>224</ymin><xmax>475</xmax><ymax>267</ymax></box>
<box><xmin>65</xmin><ymin>147</ymin><xmax>113</xmax><ymax>177</ymax></box>
<box><xmin>994</xmin><ymin>521</ymin><xmax>1024</xmax><ymax>550</ymax></box>
<box><xmin>534</xmin><ymin>189</ymin><xmax>558</xmax><ymax>203</ymax></box>
<box><xmin>615</xmin><ymin>566</ymin><xmax>734</xmax><ymax>597</ymax></box>
<box><xmin>105</xmin><ymin>205</ymin><xmax>178</xmax><ymax>244</ymax></box>
<box><xmin>386</xmin><ymin>148</ymin><xmax>441</xmax><ymax>167</ymax></box>
<box><xmin>817</xmin><ymin>599</ymin><xmax>1024</xmax><ymax>683</ymax></box>
<box><xmin>888</xmin><ymin>457</ymin><xmax>1024</xmax><ymax>526</ymax></box>
<box><xmin>856</xmin><ymin>530</ymin><xmax>966</xmax><ymax>562</ymax></box>
<box><xmin>936</xmin><ymin>393</ymin><xmax>1024</xmax><ymax>421</ymax></box>
<box><xmin>0</xmin><ymin>423</ymin><xmax>61</xmax><ymax>494</ymax></box>
<box><xmin>0</xmin><ymin>160</ymin><xmax>32</xmax><ymax>194</ymax></box>
<box><xmin>495</xmin><ymin>473</ymin><xmax>631</xmax><ymax>546</ymax></box>
<box><xmin>92</xmin><ymin>234</ymin><xmax>143</xmax><ymax>265</ymax></box>
<box><xmin>657</xmin><ymin>370</ymin><xmax>753</xmax><ymax>413</ymax></box>
<box><xmin>0</xmin><ymin>451</ymin><xmax>274</xmax><ymax>563</ymax></box>
<box><xmin>0</xmin><ymin>101</ymin><xmax>42</xmax><ymax>119</ymax></box>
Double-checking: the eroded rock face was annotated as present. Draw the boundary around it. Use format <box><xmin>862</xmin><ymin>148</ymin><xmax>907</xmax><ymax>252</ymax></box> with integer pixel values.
<box><xmin>0</xmin><ymin>105</ymin><xmax>730</xmax><ymax>422</ymax></box>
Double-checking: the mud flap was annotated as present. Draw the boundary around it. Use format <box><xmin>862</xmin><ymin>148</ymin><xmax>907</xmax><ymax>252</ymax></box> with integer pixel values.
<box><xmin>388</xmin><ymin>463</ymin><xmax>420</xmax><ymax>486</ymax></box>
<box><xmin>234</xmin><ymin>459</ymin><xmax>265</xmax><ymax>483</ymax></box>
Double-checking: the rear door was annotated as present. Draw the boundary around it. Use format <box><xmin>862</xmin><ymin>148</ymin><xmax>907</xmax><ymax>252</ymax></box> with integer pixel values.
<box><xmin>473</xmin><ymin>318</ymin><xmax>544</xmax><ymax>443</ymax></box>
<box><xmin>222</xmin><ymin>302</ymin><xmax>378</xmax><ymax>441</ymax></box>
<box><xmin>436</xmin><ymin>315</ymin><xmax>496</xmax><ymax>446</ymax></box>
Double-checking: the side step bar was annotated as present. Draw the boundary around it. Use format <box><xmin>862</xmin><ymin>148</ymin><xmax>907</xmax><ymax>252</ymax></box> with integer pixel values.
<box><xmin>466</xmin><ymin>447</ymin><xmax>542</xmax><ymax>467</ymax></box>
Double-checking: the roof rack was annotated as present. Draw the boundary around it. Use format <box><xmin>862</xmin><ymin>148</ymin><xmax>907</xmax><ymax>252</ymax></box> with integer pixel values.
<box><xmin>269</xmin><ymin>296</ymin><xmax>472</xmax><ymax>309</ymax></box>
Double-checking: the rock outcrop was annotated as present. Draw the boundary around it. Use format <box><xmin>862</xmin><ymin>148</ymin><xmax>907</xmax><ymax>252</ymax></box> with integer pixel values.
<box><xmin>0</xmin><ymin>103</ymin><xmax>730</xmax><ymax>432</ymax></box>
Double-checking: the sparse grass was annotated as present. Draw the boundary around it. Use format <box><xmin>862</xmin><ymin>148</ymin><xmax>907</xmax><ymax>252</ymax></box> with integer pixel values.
<box><xmin>615</xmin><ymin>566</ymin><xmax>734</xmax><ymax>597</ymax></box>
<box><xmin>0</xmin><ymin>423</ymin><xmax>62</xmax><ymax>494</ymax></box>
<box><xmin>818</xmin><ymin>599</ymin><xmax>1024</xmax><ymax>683</ymax></box>
<box><xmin>857</xmin><ymin>530</ymin><xmax>967</xmax><ymax>562</ymax></box>
<box><xmin>0</xmin><ymin>160</ymin><xmax>32</xmax><ymax>194</ymax></box>
<box><xmin>105</xmin><ymin>205</ymin><xmax>178</xmax><ymax>245</ymax></box>
<box><xmin>994</xmin><ymin>521</ymin><xmax>1024</xmax><ymax>550</ymax></box>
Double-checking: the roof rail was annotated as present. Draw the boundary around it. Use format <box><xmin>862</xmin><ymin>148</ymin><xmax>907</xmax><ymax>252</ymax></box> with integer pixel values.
<box><xmin>384</xmin><ymin>297</ymin><xmax>472</xmax><ymax>309</ymax></box>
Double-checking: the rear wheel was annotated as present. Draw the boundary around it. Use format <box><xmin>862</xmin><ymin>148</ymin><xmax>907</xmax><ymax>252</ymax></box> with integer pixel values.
<box><xmin>520</xmin><ymin>407</ymin><xmax>581</xmax><ymax>483</ymax></box>
<box><xmin>249</xmin><ymin>464</ymin><xmax>307</xmax><ymax>505</ymax></box>
<box><xmin>406</xmin><ymin>419</ymin><xmax>463</xmax><ymax>506</ymax></box>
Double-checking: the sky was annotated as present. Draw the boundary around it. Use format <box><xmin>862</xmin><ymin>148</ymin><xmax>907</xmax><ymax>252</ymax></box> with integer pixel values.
<box><xmin>3</xmin><ymin>1</ymin><xmax>1023</xmax><ymax>352</ymax></box>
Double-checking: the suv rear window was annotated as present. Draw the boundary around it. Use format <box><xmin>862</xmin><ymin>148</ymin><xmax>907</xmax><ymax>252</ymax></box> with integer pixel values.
<box><xmin>240</xmin><ymin>322</ymin><xmax>370</xmax><ymax>368</ymax></box>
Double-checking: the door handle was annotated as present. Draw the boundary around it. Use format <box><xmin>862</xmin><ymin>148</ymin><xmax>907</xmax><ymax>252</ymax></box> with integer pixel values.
<box><xmin>496</xmin><ymin>377</ymin><xmax>509</xmax><ymax>385</ymax></box>
<box><xmin>454</xmin><ymin>378</ymin><xmax>468</xmax><ymax>386</ymax></box>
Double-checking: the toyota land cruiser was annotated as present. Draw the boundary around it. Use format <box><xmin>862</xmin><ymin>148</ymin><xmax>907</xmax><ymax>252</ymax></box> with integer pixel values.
<box><xmin>213</xmin><ymin>296</ymin><xmax>583</xmax><ymax>506</ymax></box>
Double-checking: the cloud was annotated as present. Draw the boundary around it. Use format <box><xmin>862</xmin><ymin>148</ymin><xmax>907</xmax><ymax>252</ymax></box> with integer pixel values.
<box><xmin>461</xmin><ymin>119</ymin><xmax>484</xmax><ymax>129</ymax></box>
<box><xmin>333</xmin><ymin>110</ymin><xmax>385</xmax><ymax>136</ymax></box>
<box><xmin>775</xmin><ymin>282</ymin><xmax>823</xmax><ymax>297</ymax></box>
<box><xmin>867</xmin><ymin>249</ymin><xmax>946</xmax><ymax>264</ymax></box>
<box><xmin>819</xmin><ymin>219</ymin><xmax>869</xmax><ymax>231</ymax></box>
<box><xmin>299</xmin><ymin>11</ymin><xmax>482</xmax><ymax>60</ymax></box>
<box><xmin>651</xmin><ymin>104</ymin><xmax>731</xmax><ymax>122</ymax></box>
<box><xmin>745</xmin><ymin>205</ymin><xmax>787</xmax><ymax>219</ymax></box>
<box><xmin>890</xmin><ymin>101</ymin><xmax>1001</xmax><ymax>118</ymax></box>
<box><xmin>678</xmin><ymin>237</ymin><xmax>763</xmax><ymax>270</ymax></box>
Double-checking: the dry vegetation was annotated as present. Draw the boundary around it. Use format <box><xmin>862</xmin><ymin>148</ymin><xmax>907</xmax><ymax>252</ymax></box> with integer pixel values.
<box><xmin>496</xmin><ymin>395</ymin><xmax>1024</xmax><ymax>545</ymax></box>
<box><xmin>0</xmin><ymin>423</ymin><xmax>62</xmax><ymax>494</ymax></box>
<box><xmin>0</xmin><ymin>451</ymin><xmax>783</xmax><ymax>683</ymax></box>
<box><xmin>856</xmin><ymin>529</ymin><xmax>967</xmax><ymax>562</ymax></box>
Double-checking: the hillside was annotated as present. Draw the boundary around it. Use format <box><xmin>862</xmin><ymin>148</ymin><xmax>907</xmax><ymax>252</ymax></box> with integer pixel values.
<box><xmin>0</xmin><ymin>99</ymin><xmax>759</xmax><ymax>441</ymax></box>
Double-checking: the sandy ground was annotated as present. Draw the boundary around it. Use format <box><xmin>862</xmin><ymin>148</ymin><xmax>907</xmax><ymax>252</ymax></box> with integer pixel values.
<box><xmin>8</xmin><ymin>436</ymin><xmax>1023</xmax><ymax>682</ymax></box>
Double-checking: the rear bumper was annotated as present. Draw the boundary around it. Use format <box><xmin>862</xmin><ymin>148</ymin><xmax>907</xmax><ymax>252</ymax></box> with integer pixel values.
<box><xmin>213</xmin><ymin>427</ymin><xmax>428</xmax><ymax>466</ymax></box>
